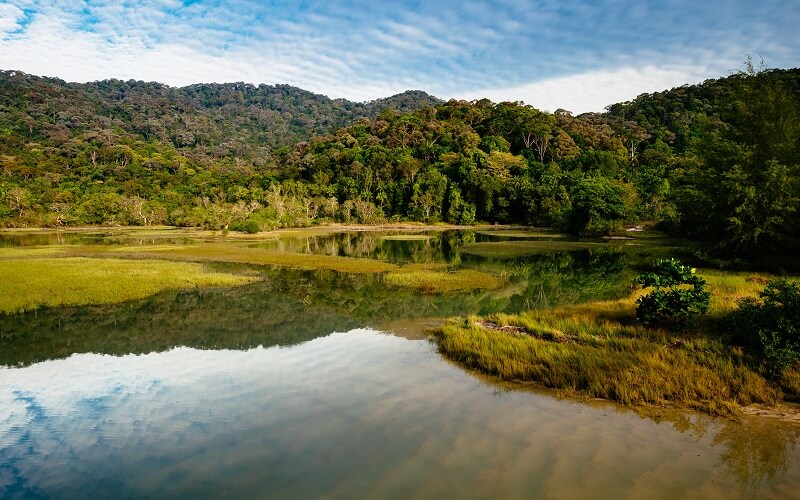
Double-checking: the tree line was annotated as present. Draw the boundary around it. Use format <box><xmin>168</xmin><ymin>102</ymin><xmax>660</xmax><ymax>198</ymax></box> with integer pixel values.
<box><xmin>1</xmin><ymin>64</ymin><xmax>798</xmax><ymax>258</ymax></box>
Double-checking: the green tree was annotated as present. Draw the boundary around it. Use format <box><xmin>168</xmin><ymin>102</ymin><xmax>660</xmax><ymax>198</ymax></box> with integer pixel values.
<box><xmin>564</xmin><ymin>175</ymin><xmax>628</xmax><ymax>236</ymax></box>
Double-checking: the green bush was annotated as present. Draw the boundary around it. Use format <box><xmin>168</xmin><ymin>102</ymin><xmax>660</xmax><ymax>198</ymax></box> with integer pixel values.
<box><xmin>230</xmin><ymin>219</ymin><xmax>261</xmax><ymax>234</ymax></box>
<box><xmin>733</xmin><ymin>280</ymin><xmax>800</xmax><ymax>377</ymax></box>
<box><xmin>635</xmin><ymin>258</ymin><xmax>711</xmax><ymax>326</ymax></box>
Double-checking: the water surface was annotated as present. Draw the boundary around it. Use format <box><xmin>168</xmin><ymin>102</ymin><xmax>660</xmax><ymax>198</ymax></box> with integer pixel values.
<box><xmin>1</xmin><ymin>229</ymin><xmax>798</xmax><ymax>498</ymax></box>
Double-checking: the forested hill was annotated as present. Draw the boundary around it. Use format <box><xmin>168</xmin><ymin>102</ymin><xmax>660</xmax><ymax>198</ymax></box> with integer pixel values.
<box><xmin>604</xmin><ymin>68</ymin><xmax>800</xmax><ymax>154</ymax></box>
<box><xmin>1</xmin><ymin>67</ymin><xmax>798</xmax><ymax>259</ymax></box>
<box><xmin>0</xmin><ymin>70</ymin><xmax>441</xmax><ymax>166</ymax></box>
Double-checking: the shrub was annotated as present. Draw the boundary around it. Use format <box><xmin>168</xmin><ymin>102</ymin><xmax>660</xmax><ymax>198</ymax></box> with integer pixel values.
<box><xmin>230</xmin><ymin>219</ymin><xmax>261</xmax><ymax>234</ymax></box>
<box><xmin>635</xmin><ymin>258</ymin><xmax>711</xmax><ymax>326</ymax></box>
<box><xmin>733</xmin><ymin>280</ymin><xmax>800</xmax><ymax>377</ymax></box>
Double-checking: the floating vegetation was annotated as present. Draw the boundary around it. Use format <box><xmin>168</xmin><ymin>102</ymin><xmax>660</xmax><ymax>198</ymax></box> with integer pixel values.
<box><xmin>379</xmin><ymin>234</ymin><xmax>432</xmax><ymax>241</ymax></box>
<box><xmin>0</xmin><ymin>257</ymin><xmax>257</xmax><ymax>314</ymax></box>
<box><xmin>461</xmin><ymin>240</ymin><xmax>607</xmax><ymax>258</ymax></box>
<box><xmin>75</xmin><ymin>244</ymin><xmax>400</xmax><ymax>274</ymax></box>
<box><xmin>476</xmin><ymin>230</ymin><xmax>566</xmax><ymax>239</ymax></box>
<box><xmin>385</xmin><ymin>269</ymin><xmax>504</xmax><ymax>294</ymax></box>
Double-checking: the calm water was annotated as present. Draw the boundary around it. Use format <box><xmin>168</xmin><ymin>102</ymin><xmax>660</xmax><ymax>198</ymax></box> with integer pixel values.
<box><xmin>1</xmin><ymin>230</ymin><xmax>799</xmax><ymax>498</ymax></box>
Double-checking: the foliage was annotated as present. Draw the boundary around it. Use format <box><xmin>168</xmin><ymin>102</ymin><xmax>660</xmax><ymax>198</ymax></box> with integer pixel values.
<box><xmin>1</xmin><ymin>66</ymin><xmax>799</xmax><ymax>259</ymax></box>
<box><xmin>733</xmin><ymin>280</ymin><xmax>800</xmax><ymax>377</ymax></box>
<box><xmin>635</xmin><ymin>258</ymin><xmax>711</xmax><ymax>325</ymax></box>
<box><xmin>564</xmin><ymin>174</ymin><xmax>629</xmax><ymax>236</ymax></box>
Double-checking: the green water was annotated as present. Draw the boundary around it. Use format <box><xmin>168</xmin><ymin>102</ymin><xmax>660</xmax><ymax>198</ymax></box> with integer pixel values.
<box><xmin>1</xmin><ymin>229</ymin><xmax>798</xmax><ymax>498</ymax></box>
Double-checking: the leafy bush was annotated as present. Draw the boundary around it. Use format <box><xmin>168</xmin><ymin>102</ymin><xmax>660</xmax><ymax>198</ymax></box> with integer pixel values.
<box><xmin>565</xmin><ymin>175</ymin><xmax>629</xmax><ymax>236</ymax></box>
<box><xmin>230</xmin><ymin>219</ymin><xmax>261</xmax><ymax>234</ymax></box>
<box><xmin>635</xmin><ymin>258</ymin><xmax>711</xmax><ymax>326</ymax></box>
<box><xmin>733</xmin><ymin>280</ymin><xmax>800</xmax><ymax>377</ymax></box>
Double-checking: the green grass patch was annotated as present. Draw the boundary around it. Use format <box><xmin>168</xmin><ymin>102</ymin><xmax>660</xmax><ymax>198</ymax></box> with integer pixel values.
<box><xmin>460</xmin><ymin>240</ymin><xmax>607</xmax><ymax>258</ymax></box>
<box><xmin>0</xmin><ymin>258</ymin><xmax>257</xmax><ymax>314</ymax></box>
<box><xmin>432</xmin><ymin>269</ymin><xmax>799</xmax><ymax>415</ymax></box>
<box><xmin>476</xmin><ymin>230</ymin><xmax>566</xmax><ymax>239</ymax></box>
<box><xmin>82</xmin><ymin>244</ymin><xmax>400</xmax><ymax>274</ymax></box>
<box><xmin>386</xmin><ymin>269</ymin><xmax>504</xmax><ymax>294</ymax></box>
<box><xmin>380</xmin><ymin>234</ymin><xmax>432</xmax><ymax>241</ymax></box>
<box><xmin>0</xmin><ymin>246</ymin><xmax>69</xmax><ymax>259</ymax></box>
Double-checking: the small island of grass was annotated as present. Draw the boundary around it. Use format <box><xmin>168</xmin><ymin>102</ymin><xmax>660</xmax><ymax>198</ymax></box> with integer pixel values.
<box><xmin>432</xmin><ymin>267</ymin><xmax>800</xmax><ymax>416</ymax></box>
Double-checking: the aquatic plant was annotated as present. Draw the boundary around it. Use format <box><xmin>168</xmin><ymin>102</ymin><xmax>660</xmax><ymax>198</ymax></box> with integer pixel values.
<box><xmin>385</xmin><ymin>269</ymin><xmax>504</xmax><ymax>294</ymax></box>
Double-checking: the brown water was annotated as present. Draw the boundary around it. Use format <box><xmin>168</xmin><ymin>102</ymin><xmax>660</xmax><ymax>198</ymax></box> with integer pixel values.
<box><xmin>2</xmin><ymin>329</ymin><xmax>798</xmax><ymax>499</ymax></box>
<box><xmin>1</xmin><ymin>230</ymin><xmax>799</xmax><ymax>498</ymax></box>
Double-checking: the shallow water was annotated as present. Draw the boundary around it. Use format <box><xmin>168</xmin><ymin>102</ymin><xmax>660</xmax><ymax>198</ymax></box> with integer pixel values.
<box><xmin>2</xmin><ymin>330</ymin><xmax>799</xmax><ymax>499</ymax></box>
<box><xmin>1</xmin><ymin>230</ymin><xmax>798</xmax><ymax>498</ymax></box>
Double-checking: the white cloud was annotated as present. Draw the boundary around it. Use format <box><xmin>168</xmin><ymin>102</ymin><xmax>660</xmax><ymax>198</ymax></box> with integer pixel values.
<box><xmin>0</xmin><ymin>3</ymin><xmax>23</xmax><ymax>35</ymax></box>
<box><xmin>455</xmin><ymin>65</ymin><xmax>716</xmax><ymax>114</ymax></box>
<box><xmin>0</xmin><ymin>0</ymin><xmax>797</xmax><ymax>107</ymax></box>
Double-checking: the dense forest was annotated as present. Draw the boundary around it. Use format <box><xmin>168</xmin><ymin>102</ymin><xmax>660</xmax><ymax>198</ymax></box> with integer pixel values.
<box><xmin>1</xmin><ymin>65</ymin><xmax>798</xmax><ymax>258</ymax></box>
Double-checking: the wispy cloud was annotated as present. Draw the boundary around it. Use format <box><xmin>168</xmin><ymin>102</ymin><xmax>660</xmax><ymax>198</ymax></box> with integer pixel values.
<box><xmin>0</xmin><ymin>1</ymin><xmax>798</xmax><ymax>110</ymax></box>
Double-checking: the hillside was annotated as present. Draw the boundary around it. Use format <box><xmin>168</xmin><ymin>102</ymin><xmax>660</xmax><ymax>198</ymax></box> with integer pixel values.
<box><xmin>0</xmin><ymin>70</ymin><xmax>441</xmax><ymax>171</ymax></box>
<box><xmin>1</xmin><ymin>67</ymin><xmax>798</xmax><ymax>258</ymax></box>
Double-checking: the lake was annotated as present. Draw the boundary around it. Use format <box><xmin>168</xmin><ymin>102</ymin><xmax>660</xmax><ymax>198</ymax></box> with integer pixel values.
<box><xmin>1</xmin><ymin>228</ymin><xmax>799</xmax><ymax>498</ymax></box>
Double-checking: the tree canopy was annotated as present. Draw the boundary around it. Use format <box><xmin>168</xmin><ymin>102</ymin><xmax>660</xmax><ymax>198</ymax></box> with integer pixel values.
<box><xmin>1</xmin><ymin>66</ymin><xmax>798</xmax><ymax>259</ymax></box>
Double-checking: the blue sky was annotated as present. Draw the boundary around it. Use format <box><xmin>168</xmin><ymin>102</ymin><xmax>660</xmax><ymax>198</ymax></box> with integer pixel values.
<box><xmin>0</xmin><ymin>0</ymin><xmax>798</xmax><ymax>113</ymax></box>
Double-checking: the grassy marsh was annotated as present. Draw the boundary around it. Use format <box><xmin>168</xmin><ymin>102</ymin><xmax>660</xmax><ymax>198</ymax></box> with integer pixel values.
<box><xmin>386</xmin><ymin>268</ymin><xmax>504</xmax><ymax>294</ymax></box>
<box><xmin>379</xmin><ymin>234</ymin><xmax>432</xmax><ymax>241</ymax></box>
<box><xmin>0</xmin><ymin>257</ymin><xmax>257</xmax><ymax>314</ymax></box>
<box><xmin>475</xmin><ymin>229</ymin><xmax>566</xmax><ymax>239</ymax></box>
<box><xmin>93</xmin><ymin>244</ymin><xmax>400</xmax><ymax>273</ymax></box>
<box><xmin>0</xmin><ymin>246</ymin><xmax>68</xmax><ymax>259</ymax></box>
<box><xmin>433</xmin><ymin>270</ymin><xmax>800</xmax><ymax>415</ymax></box>
<box><xmin>460</xmin><ymin>240</ymin><xmax>608</xmax><ymax>258</ymax></box>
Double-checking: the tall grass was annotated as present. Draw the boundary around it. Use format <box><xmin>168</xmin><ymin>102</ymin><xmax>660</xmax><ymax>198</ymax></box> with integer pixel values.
<box><xmin>0</xmin><ymin>257</ymin><xmax>256</xmax><ymax>314</ymax></box>
<box><xmin>432</xmin><ymin>269</ymin><xmax>800</xmax><ymax>415</ymax></box>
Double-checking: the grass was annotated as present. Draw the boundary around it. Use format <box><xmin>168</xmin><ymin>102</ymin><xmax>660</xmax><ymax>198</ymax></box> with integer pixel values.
<box><xmin>0</xmin><ymin>246</ymin><xmax>68</xmax><ymax>258</ymax></box>
<box><xmin>380</xmin><ymin>234</ymin><xmax>432</xmax><ymax>241</ymax></box>
<box><xmin>120</xmin><ymin>244</ymin><xmax>505</xmax><ymax>293</ymax></box>
<box><xmin>432</xmin><ymin>269</ymin><xmax>800</xmax><ymax>415</ymax></box>
<box><xmin>0</xmin><ymin>257</ymin><xmax>257</xmax><ymax>314</ymax></box>
<box><xmin>68</xmin><ymin>244</ymin><xmax>400</xmax><ymax>274</ymax></box>
<box><xmin>460</xmin><ymin>240</ymin><xmax>608</xmax><ymax>258</ymax></box>
<box><xmin>475</xmin><ymin>229</ymin><xmax>566</xmax><ymax>239</ymax></box>
<box><xmin>386</xmin><ymin>268</ymin><xmax>505</xmax><ymax>294</ymax></box>
<box><xmin>3</xmin><ymin>242</ymin><xmax>508</xmax><ymax>303</ymax></box>
<box><xmin>68</xmin><ymin>244</ymin><xmax>508</xmax><ymax>292</ymax></box>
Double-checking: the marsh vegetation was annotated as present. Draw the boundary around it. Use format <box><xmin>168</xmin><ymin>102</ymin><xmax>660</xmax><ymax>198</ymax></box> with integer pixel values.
<box><xmin>2</xmin><ymin>227</ymin><xmax>799</xmax><ymax>498</ymax></box>
<box><xmin>2</xmin><ymin>226</ymin><xmax>797</xmax><ymax>417</ymax></box>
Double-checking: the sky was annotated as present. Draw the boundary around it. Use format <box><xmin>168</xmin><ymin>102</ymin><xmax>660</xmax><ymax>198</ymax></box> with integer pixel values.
<box><xmin>0</xmin><ymin>0</ymin><xmax>798</xmax><ymax>114</ymax></box>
